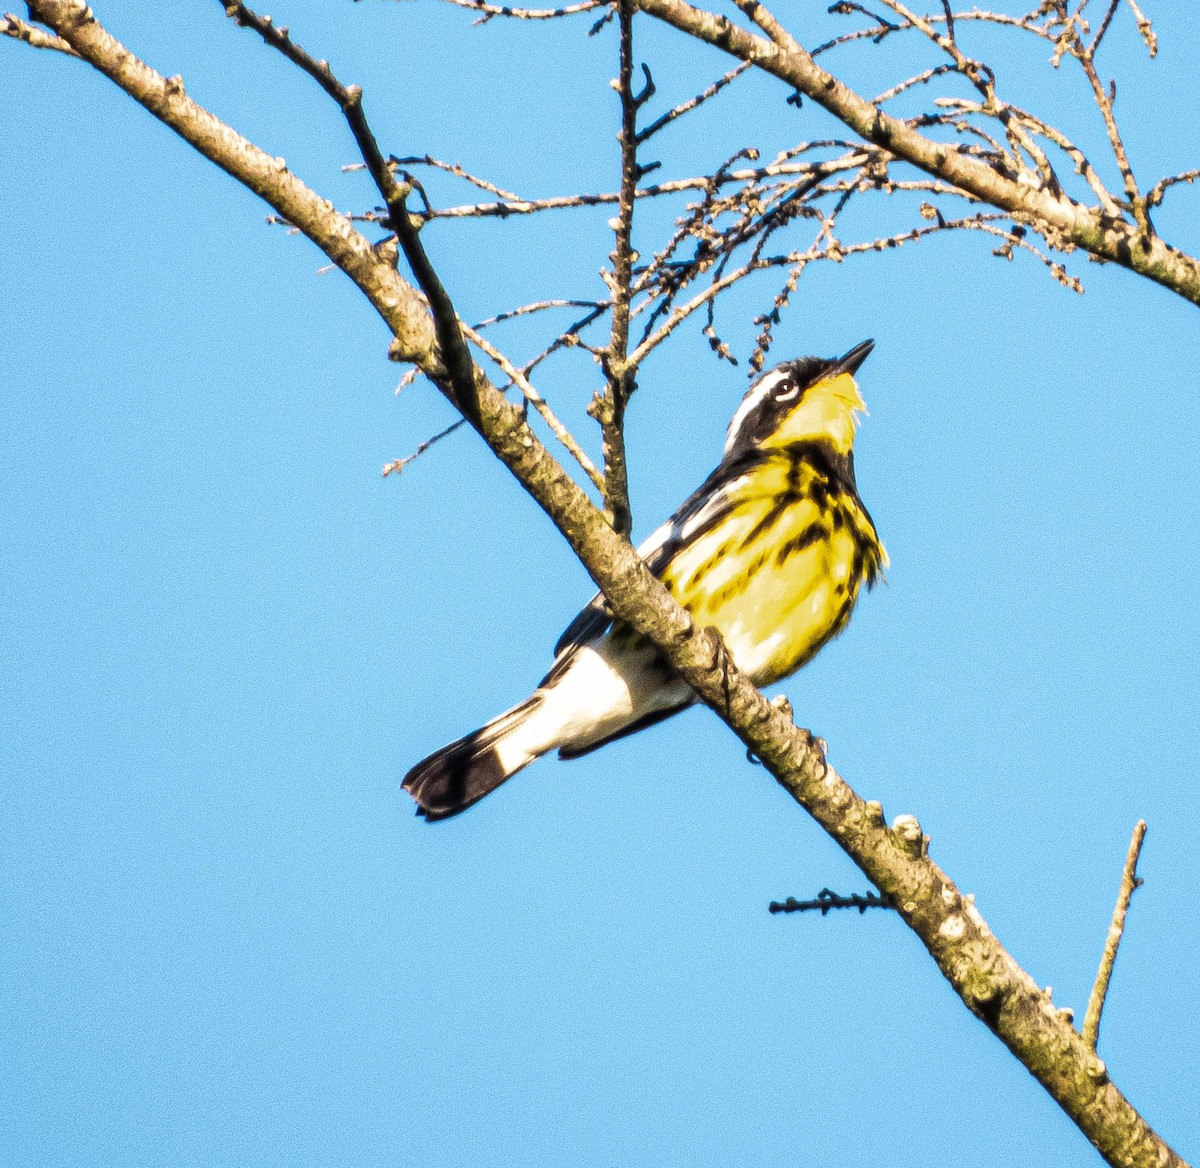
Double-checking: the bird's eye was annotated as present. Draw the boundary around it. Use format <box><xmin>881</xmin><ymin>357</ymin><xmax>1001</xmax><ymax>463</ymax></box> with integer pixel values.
<box><xmin>774</xmin><ymin>381</ymin><xmax>800</xmax><ymax>402</ymax></box>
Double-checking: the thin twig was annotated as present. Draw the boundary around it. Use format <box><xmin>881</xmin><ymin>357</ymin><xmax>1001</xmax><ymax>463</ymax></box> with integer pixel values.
<box><xmin>876</xmin><ymin>0</ymin><xmax>1065</xmax><ymax>194</ymax></box>
<box><xmin>1</xmin><ymin>10</ymin><xmax>79</xmax><ymax>52</ymax></box>
<box><xmin>223</xmin><ymin>0</ymin><xmax>480</xmax><ymax>409</ymax></box>
<box><xmin>1125</xmin><ymin>0</ymin><xmax>1157</xmax><ymax>56</ymax></box>
<box><xmin>1147</xmin><ymin>169</ymin><xmax>1200</xmax><ymax>208</ymax></box>
<box><xmin>594</xmin><ymin>0</ymin><xmax>641</xmax><ymax>536</ymax></box>
<box><xmin>382</xmin><ymin>418</ymin><xmax>467</xmax><ymax>477</ymax></box>
<box><xmin>519</xmin><ymin>302</ymin><xmax>610</xmax><ymax>379</ymax></box>
<box><xmin>939</xmin><ymin>0</ymin><xmax>955</xmax><ymax>45</ymax></box>
<box><xmin>387</xmin><ymin>154</ymin><xmax>522</xmax><ymax>201</ymax></box>
<box><xmin>459</xmin><ymin>323</ymin><xmax>606</xmax><ymax>492</ymax></box>
<box><xmin>474</xmin><ymin>298</ymin><xmax>604</xmax><ymax>329</ymax></box>
<box><xmin>977</xmin><ymin>97</ymin><xmax>1120</xmax><ymax>215</ymax></box>
<box><xmin>812</xmin><ymin>12</ymin><xmax>904</xmax><ymax>57</ymax></box>
<box><xmin>873</xmin><ymin>0</ymin><xmax>993</xmax><ymax>103</ymax></box>
<box><xmin>229</xmin><ymin>0</ymin><xmax>606</xmax><ymax>509</ymax></box>
<box><xmin>396</xmin><ymin>143</ymin><xmax>879</xmax><ymax>222</ymax></box>
<box><xmin>637</xmin><ymin>59</ymin><xmax>750</xmax><ymax>142</ymax></box>
<box><xmin>873</xmin><ymin>61</ymin><xmax>955</xmax><ymax>104</ymax></box>
<box><xmin>628</xmin><ymin>209</ymin><xmax>1025</xmax><ymax>367</ymax></box>
<box><xmin>437</xmin><ymin>0</ymin><xmax>606</xmax><ymax>21</ymax></box>
<box><xmin>1059</xmin><ymin>14</ymin><xmax>1151</xmax><ymax>235</ymax></box>
<box><xmin>769</xmin><ymin>888</ymin><xmax>895</xmax><ymax>915</ymax></box>
<box><xmin>1082</xmin><ymin>821</ymin><xmax>1148</xmax><ymax>1051</ymax></box>
<box><xmin>1089</xmin><ymin>0</ymin><xmax>1121</xmax><ymax>54</ymax></box>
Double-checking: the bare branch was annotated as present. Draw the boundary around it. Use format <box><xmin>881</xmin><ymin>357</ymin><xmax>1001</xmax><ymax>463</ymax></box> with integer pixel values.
<box><xmin>474</xmin><ymin>298</ymin><xmax>605</xmax><ymax>329</ymax></box>
<box><xmin>1083</xmin><ymin>821</ymin><xmax>1148</xmax><ymax>1051</ymax></box>
<box><xmin>637</xmin><ymin>59</ymin><xmax>750</xmax><ymax>142</ymax></box>
<box><xmin>873</xmin><ymin>0</ymin><xmax>1066</xmax><ymax>195</ymax></box>
<box><xmin>633</xmin><ymin>0</ymin><xmax>1200</xmax><ymax>304</ymax></box>
<box><xmin>629</xmin><ymin>211</ymin><xmax>1015</xmax><ymax>369</ymax></box>
<box><xmin>769</xmin><ymin>888</ymin><xmax>895</xmax><ymax>914</ymax></box>
<box><xmin>1061</xmin><ymin>17</ymin><xmax>1150</xmax><ymax>234</ymax></box>
<box><xmin>415</xmin><ymin>155</ymin><xmax>868</xmax><ymax>220</ymax></box>
<box><xmin>1125</xmin><ymin>0</ymin><xmax>1157</xmax><ymax>57</ymax></box>
<box><xmin>229</xmin><ymin>1</ymin><xmax>606</xmax><ymax>503</ymax></box>
<box><xmin>387</xmin><ymin>153</ymin><xmax>522</xmax><ymax>201</ymax></box>
<box><xmin>437</xmin><ymin>0</ymin><xmax>607</xmax><ymax>22</ymax></box>
<box><xmin>873</xmin><ymin>62</ymin><xmax>955</xmax><ymax>105</ymax></box>
<box><xmin>872</xmin><ymin>0</ymin><xmax>993</xmax><ymax>103</ymax></box>
<box><xmin>18</xmin><ymin>5</ymin><xmax>1194</xmax><ymax>1167</ymax></box>
<box><xmin>594</xmin><ymin>0</ymin><xmax>640</xmax><ymax>536</ymax></box>
<box><xmin>382</xmin><ymin>418</ymin><xmax>467</xmax><ymax>477</ymax></box>
<box><xmin>1148</xmin><ymin>169</ymin><xmax>1200</xmax><ymax>209</ymax></box>
<box><xmin>1</xmin><ymin>10</ymin><xmax>78</xmax><ymax>52</ymax></box>
<box><xmin>628</xmin><ymin>252</ymin><xmax>763</xmax><ymax>366</ymax></box>
<box><xmin>1089</xmin><ymin>0</ymin><xmax>1122</xmax><ymax>54</ymax></box>
<box><xmin>460</xmin><ymin>323</ymin><xmax>606</xmax><ymax>492</ymax></box>
<box><xmin>951</xmin><ymin>96</ymin><xmax>1123</xmax><ymax>216</ymax></box>
<box><xmin>519</xmin><ymin>301</ymin><xmax>610</xmax><ymax>379</ymax></box>
<box><xmin>224</xmin><ymin>0</ymin><xmax>483</xmax><ymax>412</ymax></box>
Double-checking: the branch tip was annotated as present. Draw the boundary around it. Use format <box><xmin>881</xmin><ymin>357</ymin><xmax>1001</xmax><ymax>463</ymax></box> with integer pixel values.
<box><xmin>1082</xmin><ymin>820</ymin><xmax>1148</xmax><ymax>1051</ymax></box>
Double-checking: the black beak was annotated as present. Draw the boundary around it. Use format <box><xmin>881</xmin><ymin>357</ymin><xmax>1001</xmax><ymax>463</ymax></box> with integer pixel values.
<box><xmin>833</xmin><ymin>338</ymin><xmax>875</xmax><ymax>377</ymax></box>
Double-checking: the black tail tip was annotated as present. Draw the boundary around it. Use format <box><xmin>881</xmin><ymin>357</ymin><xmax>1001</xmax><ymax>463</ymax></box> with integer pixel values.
<box><xmin>402</xmin><ymin>739</ymin><xmax>511</xmax><ymax>822</ymax></box>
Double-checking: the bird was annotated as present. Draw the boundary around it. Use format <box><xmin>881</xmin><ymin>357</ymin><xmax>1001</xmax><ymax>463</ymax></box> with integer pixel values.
<box><xmin>403</xmin><ymin>339</ymin><xmax>887</xmax><ymax>820</ymax></box>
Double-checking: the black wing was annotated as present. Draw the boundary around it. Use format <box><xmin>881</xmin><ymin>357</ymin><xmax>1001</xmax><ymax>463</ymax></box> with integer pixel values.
<box><xmin>552</xmin><ymin>592</ymin><xmax>613</xmax><ymax>659</ymax></box>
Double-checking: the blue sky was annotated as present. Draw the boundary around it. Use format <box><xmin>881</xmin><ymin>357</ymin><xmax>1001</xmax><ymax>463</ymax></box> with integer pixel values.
<box><xmin>3</xmin><ymin>3</ymin><xmax>1198</xmax><ymax>1165</ymax></box>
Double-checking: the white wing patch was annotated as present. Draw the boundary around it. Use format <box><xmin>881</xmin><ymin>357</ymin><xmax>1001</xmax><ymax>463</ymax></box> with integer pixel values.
<box><xmin>634</xmin><ymin>521</ymin><xmax>672</xmax><ymax>563</ymax></box>
<box><xmin>634</xmin><ymin>467</ymin><xmax>755</xmax><ymax>576</ymax></box>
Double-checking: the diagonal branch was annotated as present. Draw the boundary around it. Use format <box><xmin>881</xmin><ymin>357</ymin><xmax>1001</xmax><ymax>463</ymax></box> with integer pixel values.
<box><xmin>631</xmin><ymin>0</ymin><xmax>1200</xmax><ymax>305</ymax></box>
<box><xmin>220</xmin><ymin>0</ymin><xmax>480</xmax><ymax>419</ymax></box>
<box><xmin>1073</xmin><ymin>33</ymin><xmax>1150</xmax><ymax>236</ymax></box>
<box><xmin>2</xmin><ymin>9</ymin><xmax>76</xmax><ymax>51</ymax></box>
<box><xmin>1083</xmin><ymin>820</ymin><xmax>1148</xmax><ymax>1051</ymax></box>
<box><xmin>637</xmin><ymin>59</ymin><xmax>749</xmax><ymax>142</ymax></box>
<box><xmin>13</xmin><ymin>5</ymin><xmax>1190</xmax><ymax>1167</ymax></box>
<box><xmin>460</xmin><ymin>322</ymin><xmax>606</xmax><ymax>492</ymax></box>
<box><xmin>382</xmin><ymin>418</ymin><xmax>467</xmax><ymax>478</ymax></box>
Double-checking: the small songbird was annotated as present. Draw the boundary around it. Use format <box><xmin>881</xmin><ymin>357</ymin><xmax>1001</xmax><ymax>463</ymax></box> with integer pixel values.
<box><xmin>404</xmin><ymin>339</ymin><xmax>887</xmax><ymax>820</ymax></box>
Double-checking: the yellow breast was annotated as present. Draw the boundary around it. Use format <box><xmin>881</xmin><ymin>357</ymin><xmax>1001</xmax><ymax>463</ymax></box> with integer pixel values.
<box><xmin>659</xmin><ymin>454</ymin><xmax>883</xmax><ymax>686</ymax></box>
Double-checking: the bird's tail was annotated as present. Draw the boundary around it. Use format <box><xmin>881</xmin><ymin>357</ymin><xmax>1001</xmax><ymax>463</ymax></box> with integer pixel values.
<box><xmin>402</xmin><ymin>696</ymin><xmax>544</xmax><ymax>821</ymax></box>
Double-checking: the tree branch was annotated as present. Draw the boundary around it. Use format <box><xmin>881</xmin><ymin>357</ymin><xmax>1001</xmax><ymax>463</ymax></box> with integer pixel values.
<box><xmin>1</xmin><ymin>9</ymin><xmax>77</xmax><ymax>52</ymax></box>
<box><xmin>219</xmin><ymin>0</ymin><xmax>481</xmax><ymax>419</ymax></box>
<box><xmin>631</xmin><ymin>0</ymin><xmax>1200</xmax><ymax>305</ymax></box>
<box><xmin>1083</xmin><ymin>821</ymin><xmax>1148</xmax><ymax>1051</ymax></box>
<box><xmin>593</xmin><ymin>0</ymin><xmax>640</xmax><ymax>537</ymax></box>
<box><xmin>381</xmin><ymin>418</ymin><xmax>467</xmax><ymax>478</ymax></box>
<box><xmin>768</xmin><ymin>888</ymin><xmax>895</xmax><ymax>915</ymax></box>
<box><xmin>15</xmin><ymin>4</ymin><xmax>1189</xmax><ymax>1166</ymax></box>
<box><xmin>436</xmin><ymin>0</ymin><xmax>607</xmax><ymax>23</ymax></box>
<box><xmin>460</xmin><ymin>322</ymin><xmax>607</xmax><ymax>493</ymax></box>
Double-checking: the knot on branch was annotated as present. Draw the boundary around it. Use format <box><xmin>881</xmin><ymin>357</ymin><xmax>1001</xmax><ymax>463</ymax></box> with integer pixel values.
<box><xmin>964</xmin><ymin>976</ymin><xmax>1006</xmax><ymax>1032</ymax></box>
<box><xmin>891</xmin><ymin>813</ymin><xmax>925</xmax><ymax>857</ymax></box>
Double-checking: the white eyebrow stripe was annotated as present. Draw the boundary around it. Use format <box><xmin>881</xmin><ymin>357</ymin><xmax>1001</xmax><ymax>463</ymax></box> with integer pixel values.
<box><xmin>723</xmin><ymin>369</ymin><xmax>788</xmax><ymax>457</ymax></box>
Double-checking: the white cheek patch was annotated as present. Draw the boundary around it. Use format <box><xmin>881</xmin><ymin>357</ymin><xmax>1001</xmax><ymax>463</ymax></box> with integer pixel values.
<box><xmin>724</xmin><ymin>369</ymin><xmax>788</xmax><ymax>457</ymax></box>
